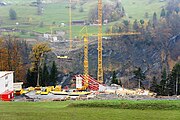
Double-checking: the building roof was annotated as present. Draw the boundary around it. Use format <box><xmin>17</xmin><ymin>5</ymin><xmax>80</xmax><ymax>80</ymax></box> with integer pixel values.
<box><xmin>0</xmin><ymin>71</ymin><xmax>14</xmax><ymax>78</ymax></box>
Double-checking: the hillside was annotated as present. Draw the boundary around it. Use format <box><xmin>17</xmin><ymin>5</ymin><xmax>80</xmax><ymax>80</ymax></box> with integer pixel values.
<box><xmin>0</xmin><ymin>0</ymin><xmax>167</xmax><ymax>36</ymax></box>
<box><xmin>121</xmin><ymin>0</ymin><xmax>167</xmax><ymax>20</ymax></box>
<box><xmin>58</xmin><ymin>33</ymin><xmax>180</xmax><ymax>88</ymax></box>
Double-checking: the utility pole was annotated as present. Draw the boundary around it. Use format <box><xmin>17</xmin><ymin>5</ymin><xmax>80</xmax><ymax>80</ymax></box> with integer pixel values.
<box><xmin>69</xmin><ymin>0</ymin><xmax>72</xmax><ymax>50</ymax></box>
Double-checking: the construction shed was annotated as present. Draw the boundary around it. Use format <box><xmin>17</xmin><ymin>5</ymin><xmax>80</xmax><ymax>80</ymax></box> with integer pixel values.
<box><xmin>0</xmin><ymin>71</ymin><xmax>14</xmax><ymax>101</ymax></box>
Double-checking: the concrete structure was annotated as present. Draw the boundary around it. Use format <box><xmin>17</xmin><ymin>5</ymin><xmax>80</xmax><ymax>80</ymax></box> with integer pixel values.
<box><xmin>13</xmin><ymin>82</ymin><xmax>23</xmax><ymax>91</ymax></box>
<box><xmin>0</xmin><ymin>71</ymin><xmax>14</xmax><ymax>94</ymax></box>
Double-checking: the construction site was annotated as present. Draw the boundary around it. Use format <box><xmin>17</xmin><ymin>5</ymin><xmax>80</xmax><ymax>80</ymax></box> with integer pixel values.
<box><xmin>1</xmin><ymin>0</ymin><xmax>179</xmax><ymax>102</ymax></box>
<box><xmin>0</xmin><ymin>0</ymin><xmax>179</xmax><ymax>101</ymax></box>
<box><xmin>1</xmin><ymin>0</ymin><xmax>180</xmax><ymax>120</ymax></box>
<box><xmin>0</xmin><ymin>0</ymin><xmax>157</xmax><ymax>102</ymax></box>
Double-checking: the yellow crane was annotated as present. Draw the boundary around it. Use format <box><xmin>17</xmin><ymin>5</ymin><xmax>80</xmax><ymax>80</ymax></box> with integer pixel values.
<box><xmin>79</xmin><ymin>26</ymin><xmax>140</xmax><ymax>90</ymax></box>
<box><xmin>69</xmin><ymin>1</ymin><xmax>140</xmax><ymax>86</ymax></box>
<box><xmin>78</xmin><ymin>26</ymin><xmax>89</xmax><ymax>90</ymax></box>
<box><xmin>97</xmin><ymin>0</ymin><xmax>103</xmax><ymax>83</ymax></box>
<box><xmin>96</xmin><ymin>0</ymin><xmax>142</xmax><ymax>83</ymax></box>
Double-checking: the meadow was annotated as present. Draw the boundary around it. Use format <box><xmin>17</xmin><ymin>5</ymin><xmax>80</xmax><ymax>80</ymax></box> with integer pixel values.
<box><xmin>0</xmin><ymin>0</ymin><xmax>166</xmax><ymax>38</ymax></box>
<box><xmin>0</xmin><ymin>100</ymin><xmax>180</xmax><ymax>120</ymax></box>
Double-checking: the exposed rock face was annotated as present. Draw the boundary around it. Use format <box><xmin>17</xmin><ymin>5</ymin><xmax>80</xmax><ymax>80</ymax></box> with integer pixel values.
<box><xmin>58</xmin><ymin>34</ymin><xmax>180</xmax><ymax>88</ymax></box>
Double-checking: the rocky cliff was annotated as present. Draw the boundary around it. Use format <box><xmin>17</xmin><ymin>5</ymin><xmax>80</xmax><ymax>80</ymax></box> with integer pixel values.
<box><xmin>57</xmin><ymin>34</ymin><xmax>180</xmax><ymax>88</ymax></box>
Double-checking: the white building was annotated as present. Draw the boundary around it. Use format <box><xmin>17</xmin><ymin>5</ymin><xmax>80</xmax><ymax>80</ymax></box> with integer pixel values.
<box><xmin>0</xmin><ymin>71</ymin><xmax>14</xmax><ymax>94</ymax></box>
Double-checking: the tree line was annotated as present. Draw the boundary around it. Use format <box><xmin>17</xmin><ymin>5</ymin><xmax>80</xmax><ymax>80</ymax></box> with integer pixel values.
<box><xmin>110</xmin><ymin>0</ymin><xmax>180</xmax><ymax>95</ymax></box>
<box><xmin>0</xmin><ymin>36</ymin><xmax>29</xmax><ymax>82</ymax></box>
<box><xmin>109</xmin><ymin>1</ymin><xmax>180</xmax><ymax>72</ymax></box>
<box><xmin>150</xmin><ymin>63</ymin><xmax>180</xmax><ymax>96</ymax></box>
<box><xmin>88</xmin><ymin>0</ymin><xmax>125</xmax><ymax>24</ymax></box>
<box><xmin>111</xmin><ymin>63</ymin><xmax>180</xmax><ymax>96</ymax></box>
<box><xmin>0</xmin><ymin>36</ymin><xmax>58</xmax><ymax>87</ymax></box>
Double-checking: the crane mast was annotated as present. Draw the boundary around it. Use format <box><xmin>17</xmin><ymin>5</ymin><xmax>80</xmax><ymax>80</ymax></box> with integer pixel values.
<box><xmin>69</xmin><ymin>0</ymin><xmax>72</xmax><ymax>50</ymax></box>
<box><xmin>84</xmin><ymin>35</ymin><xmax>89</xmax><ymax>88</ymax></box>
<box><xmin>78</xmin><ymin>1</ymin><xmax>140</xmax><ymax>91</ymax></box>
<box><xmin>98</xmin><ymin>0</ymin><xmax>103</xmax><ymax>83</ymax></box>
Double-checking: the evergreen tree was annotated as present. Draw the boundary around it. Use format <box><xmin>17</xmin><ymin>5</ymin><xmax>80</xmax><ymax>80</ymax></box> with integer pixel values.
<box><xmin>9</xmin><ymin>8</ymin><xmax>17</xmax><ymax>20</ymax></box>
<box><xmin>160</xmin><ymin>68</ymin><xmax>167</xmax><ymax>95</ymax></box>
<box><xmin>169</xmin><ymin>74</ymin><xmax>174</xmax><ymax>95</ymax></box>
<box><xmin>170</xmin><ymin>63</ymin><xmax>180</xmax><ymax>95</ymax></box>
<box><xmin>152</xmin><ymin>12</ymin><xmax>158</xmax><ymax>28</ymax></box>
<box><xmin>37</xmin><ymin>0</ymin><xmax>43</xmax><ymax>15</ymax></box>
<box><xmin>159</xmin><ymin>64</ymin><xmax>180</xmax><ymax>96</ymax></box>
<box><xmin>140</xmin><ymin>19</ymin><xmax>145</xmax><ymax>25</ymax></box>
<box><xmin>123</xmin><ymin>20</ymin><xmax>129</xmax><ymax>32</ymax></box>
<box><xmin>26</xmin><ymin>69</ymin><xmax>32</xmax><ymax>87</ymax></box>
<box><xmin>111</xmin><ymin>71</ymin><xmax>118</xmax><ymax>84</ymax></box>
<box><xmin>133</xmin><ymin>19</ymin><xmax>139</xmax><ymax>31</ymax></box>
<box><xmin>50</xmin><ymin>61</ymin><xmax>58</xmax><ymax>86</ymax></box>
<box><xmin>160</xmin><ymin>8</ymin><xmax>166</xmax><ymax>18</ymax></box>
<box><xmin>122</xmin><ymin>7</ymin><xmax>125</xmax><ymax>15</ymax></box>
<box><xmin>79</xmin><ymin>6</ymin><xmax>84</xmax><ymax>12</ymax></box>
<box><xmin>42</xmin><ymin>62</ymin><xmax>49</xmax><ymax>86</ymax></box>
<box><xmin>26</xmin><ymin>69</ymin><xmax>36</xmax><ymax>87</ymax></box>
<box><xmin>133</xmin><ymin>67</ymin><xmax>145</xmax><ymax>89</ymax></box>
<box><xmin>150</xmin><ymin>76</ymin><xmax>158</xmax><ymax>92</ymax></box>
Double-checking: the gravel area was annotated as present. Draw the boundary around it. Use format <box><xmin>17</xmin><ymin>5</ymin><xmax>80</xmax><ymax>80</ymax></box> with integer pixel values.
<box><xmin>14</xmin><ymin>91</ymin><xmax>180</xmax><ymax>102</ymax></box>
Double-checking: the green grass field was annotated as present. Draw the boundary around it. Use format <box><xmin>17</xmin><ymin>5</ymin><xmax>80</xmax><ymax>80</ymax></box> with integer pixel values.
<box><xmin>0</xmin><ymin>0</ymin><xmax>166</xmax><ymax>36</ymax></box>
<box><xmin>121</xmin><ymin>0</ymin><xmax>166</xmax><ymax>20</ymax></box>
<box><xmin>0</xmin><ymin>100</ymin><xmax>180</xmax><ymax>120</ymax></box>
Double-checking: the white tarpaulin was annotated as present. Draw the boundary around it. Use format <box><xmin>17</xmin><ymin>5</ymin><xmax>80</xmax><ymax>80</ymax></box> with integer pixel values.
<box><xmin>99</xmin><ymin>84</ymin><xmax>106</xmax><ymax>92</ymax></box>
<box><xmin>76</xmin><ymin>77</ymin><xmax>82</xmax><ymax>89</ymax></box>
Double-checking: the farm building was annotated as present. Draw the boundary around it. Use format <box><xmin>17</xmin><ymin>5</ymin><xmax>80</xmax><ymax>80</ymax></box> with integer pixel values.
<box><xmin>0</xmin><ymin>71</ymin><xmax>14</xmax><ymax>101</ymax></box>
<box><xmin>72</xmin><ymin>20</ymin><xmax>85</xmax><ymax>25</ymax></box>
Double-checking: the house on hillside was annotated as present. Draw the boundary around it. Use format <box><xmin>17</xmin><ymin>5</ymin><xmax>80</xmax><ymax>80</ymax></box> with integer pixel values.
<box><xmin>44</xmin><ymin>30</ymin><xmax>65</xmax><ymax>42</ymax></box>
<box><xmin>0</xmin><ymin>2</ymin><xmax>7</xmax><ymax>6</ymax></box>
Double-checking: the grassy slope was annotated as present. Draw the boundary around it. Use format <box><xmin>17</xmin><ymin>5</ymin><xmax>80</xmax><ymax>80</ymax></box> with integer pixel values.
<box><xmin>121</xmin><ymin>0</ymin><xmax>166</xmax><ymax>20</ymax></box>
<box><xmin>0</xmin><ymin>0</ymin><xmax>166</xmax><ymax>36</ymax></box>
<box><xmin>0</xmin><ymin>100</ymin><xmax>180</xmax><ymax>120</ymax></box>
<box><xmin>69</xmin><ymin>100</ymin><xmax>180</xmax><ymax>110</ymax></box>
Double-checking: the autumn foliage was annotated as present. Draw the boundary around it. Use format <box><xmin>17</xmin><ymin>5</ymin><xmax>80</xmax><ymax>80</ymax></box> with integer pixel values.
<box><xmin>0</xmin><ymin>36</ymin><xmax>29</xmax><ymax>82</ymax></box>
